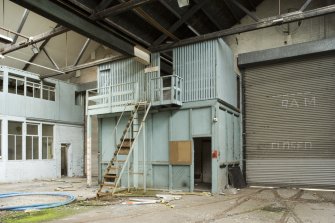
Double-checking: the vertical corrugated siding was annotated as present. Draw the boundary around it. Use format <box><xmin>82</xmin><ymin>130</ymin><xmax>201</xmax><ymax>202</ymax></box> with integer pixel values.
<box><xmin>173</xmin><ymin>40</ymin><xmax>217</xmax><ymax>102</ymax></box>
<box><xmin>244</xmin><ymin>53</ymin><xmax>335</xmax><ymax>188</ymax></box>
<box><xmin>98</xmin><ymin>58</ymin><xmax>147</xmax><ymax>100</ymax></box>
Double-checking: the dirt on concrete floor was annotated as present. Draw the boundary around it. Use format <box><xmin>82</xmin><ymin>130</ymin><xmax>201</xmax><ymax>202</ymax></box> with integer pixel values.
<box><xmin>0</xmin><ymin>178</ymin><xmax>335</xmax><ymax>223</ymax></box>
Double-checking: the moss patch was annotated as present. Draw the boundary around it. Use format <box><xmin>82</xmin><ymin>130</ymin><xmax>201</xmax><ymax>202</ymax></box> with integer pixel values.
<box><xmin>0</xmin><ymin>200</ymin><xmax>104</xmax><ymax>223</ymax></box>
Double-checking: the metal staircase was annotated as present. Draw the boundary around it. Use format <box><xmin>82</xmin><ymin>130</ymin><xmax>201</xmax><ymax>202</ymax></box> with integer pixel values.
<box><xmin>97</xmin><ymin>101</ymin><xmax>151</xmax><ymax>197</ymax></box>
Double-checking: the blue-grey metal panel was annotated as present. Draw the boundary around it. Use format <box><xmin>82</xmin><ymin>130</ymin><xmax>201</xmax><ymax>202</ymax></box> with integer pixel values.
<box><xmin>100</xmin><ymin>117</ymin><xmax>116</xmax><ymax>162</ymax></box>
<box><xmin>216</xmin><ymin>39</ymin><xmax>237</xmax><ymax>107</ymax></box>
<box><xmin>152</xmin><ymin>165</ymin><xmax>169</xmax><ymax>189</ymax></box>
<box><xmin>172</xmin><ymin>165</ymin><xmax>190</xmax><ymax>191</ymax></box>
<box><xmin>98</xmin><ymin>58</ymin><xmax>147</xmax><ymax>100</ymax></box>
<box><xmin>0</xmin><ymin>66</ymin><xmax>84</xmax><ymax>124</ymax></box>
<box><xmin>152</xmin><ymin>111</ymin><xmax>170</xmax><ymax>161</ymax></box>
<box><xmin>191</xmin><ymin>107</ymin><xmax>212</xmax><ymax>136</ymax></box>
<box><xmin>173</xmin><ymin>40</ymin><xmax>216</xmax><ymax>102</ymax></box>
<box><xmin>170</xmin><ymin>110</ymin><xmax>190</xmax><ymax>140</ymax></box>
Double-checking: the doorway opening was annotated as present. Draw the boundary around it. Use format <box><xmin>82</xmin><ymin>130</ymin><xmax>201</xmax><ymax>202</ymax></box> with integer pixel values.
<box><xmin>193</xmin><ymin>137</ymin><xmax>212</xmax><ymax>191</ymax></box>
<box><xmin>61</xmin><ymin>144</ymin><xmax>70</xmax><ymax>177</ymax></box>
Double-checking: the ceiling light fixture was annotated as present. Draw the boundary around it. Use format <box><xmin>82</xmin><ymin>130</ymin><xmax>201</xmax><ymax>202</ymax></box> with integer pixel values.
<box><xmin>31</xmin><ymin>44</ymin><xmax>39</xmax><ymax>54</ymax></box>
<box><xmin>0</xmin><ymin>34</ymin><xmax>13</xmax><ymax>44</ymax></box>
<box><xmin>177</xmin><ymin>0</ymin><xmax>189</xmax><ymax>7</ymax></box>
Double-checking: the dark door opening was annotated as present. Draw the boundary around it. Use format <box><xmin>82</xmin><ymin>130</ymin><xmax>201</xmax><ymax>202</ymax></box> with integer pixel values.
<box><xmin>61</xmin><ymin>144</ymin><xmax>69</xmax><ymax>177</ymax></box>
<box><xmin>194</xmin><ymin>137</ymin><xmax>212</xmax><ymax>191</ymax></box>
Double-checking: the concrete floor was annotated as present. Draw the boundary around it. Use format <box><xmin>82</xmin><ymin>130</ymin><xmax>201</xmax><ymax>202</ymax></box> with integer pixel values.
<box><xmin>1</xmin><ymin>178</ymin><xmax>335</xmax><ymax>222</ymax></box>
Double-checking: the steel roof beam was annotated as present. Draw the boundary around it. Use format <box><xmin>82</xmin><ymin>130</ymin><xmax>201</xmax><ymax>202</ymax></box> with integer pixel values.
<box><xmin>1</xmin><ymin>26</ymin><xmax>68</xmax><ymax>55</ymax></box>
<box><xmin>158</xmin><ymin>0</ymin><xmax>200</xmax><ymax>36</ymax></box>
<box><xmin>152</xmin><ymin>0</ymin><xmax>208</xmax><ymax>46</ymax></box>
<box><xmin>10</xmin><ymin>0</ymin><xmax>135</xmax><ymax>56</ymax></box>
<box><xmin>12</xmin><ymin>9</ymin><xmax>30</xmax><ymax>43</ymax></box>
<box><xmin>91</xmin><ymin>0</ymin><xmax>156</xmax><ymax>20</ymax></box>
<box><xmin>300</xmin><ymin>0</ymin><xmax>313</xmax><ymax>12</ymax></box>
<box><xmin>73</xmin><ymin>38</ymin><xmax>91</xmax><ymax>66</ymax></box>
<box><xmin>153</xmin><ymin>4</ymin><xmax>335</xmax><ymax>52</ymax></box>
<box><xmin>194</xmin><ymin>0</ymin><xmax>224</xmax><ymax>30</ymax></box>
<box><xmin>43</xmin><ymin>48</ymin><xmax>60</xmax><ymax>70</ymax></box>
<box><xmin>223</xmin><ymin>0</ymin><xmax>240</xmax><ymax>23</ymax></box>
<box><xmin>228</xmin><ymin>0</ymin><xmax>260</xmax><ymax>22</ymax></box>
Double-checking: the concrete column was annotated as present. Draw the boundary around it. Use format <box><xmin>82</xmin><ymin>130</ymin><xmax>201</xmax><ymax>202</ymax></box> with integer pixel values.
<box><xmin>86</xmin><ymin>115</ymin><xmax>92</xmax><ymax>187</ymax></box>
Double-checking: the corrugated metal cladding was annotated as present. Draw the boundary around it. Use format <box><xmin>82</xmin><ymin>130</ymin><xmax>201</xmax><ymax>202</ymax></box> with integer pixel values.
<box><xmin>243</xmin><ymin>53</ymin><xmax>335</xmax><ymax>189</ymax></box>
<box><xmin>98</xmin><ymin>56</ymin><xmax>160</xmax><ymax>101</ymax></box>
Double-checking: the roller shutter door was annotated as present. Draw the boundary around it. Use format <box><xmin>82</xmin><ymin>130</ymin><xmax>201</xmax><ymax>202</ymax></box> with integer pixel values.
<box><xmin>243</xmin><ymin>53</ymin><xmax>335</xmax><ymax>188</ymax></box>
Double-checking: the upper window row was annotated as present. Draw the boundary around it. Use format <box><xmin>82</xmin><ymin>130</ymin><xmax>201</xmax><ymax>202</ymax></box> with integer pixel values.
<box><xmin>0</xmin><ymin>72</ymin><xmax>55</xmax><ymax>101</ymax></box>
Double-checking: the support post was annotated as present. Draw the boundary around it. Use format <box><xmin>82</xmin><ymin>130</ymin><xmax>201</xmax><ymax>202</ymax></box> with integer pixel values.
<box><xmin>86</xmin><ymin>115</ymin><xmax>92</xmax><ymax>187</ymax></box>
<box><xmin>143</xmin><ymin>122</ymin><xmax>146</xmax><ymax>192</ymax></box>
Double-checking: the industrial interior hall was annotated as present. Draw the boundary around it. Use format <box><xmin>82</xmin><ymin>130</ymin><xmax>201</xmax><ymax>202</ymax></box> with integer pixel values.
<box><xmin>0</xmin><ymin>0</ymin><xmax>335</xmax><ymax>222</ymax></box>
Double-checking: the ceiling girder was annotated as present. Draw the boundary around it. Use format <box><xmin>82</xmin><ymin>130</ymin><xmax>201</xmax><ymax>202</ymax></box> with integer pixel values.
<box><xmin>1</xmin><ymin>26</ymin><xmax>68</xmax><ymax>55</ymax></box>
<box><xmin>74</xmin><ymin>38</ymin><xmax>91</xmax><ymax>66</ymax></box>
<box><xmin>194</xmin><ymin>0</ymin><xmax>224</xmax><ymax>30</ymax></box>
<box><xmin>116</xmin><ymin>0</ymin><xmax>179</xmax><ymax>41</ymax></box>
<box><xmin>13</xmin><ymin>9</ymin><xmax>30</xmax><ymax>43</ymax></box>
<box><xmin>10</xmin><ymin>0</ymin><xmax>135</xmax><ymax>56</ymax></box>
<box><xmin>91</xmin><ymin>0</ymin><xmax>156</xmax><ymax>20</ymax></box>
<box><xmin>158</xmin><ymin>0</ymin><xmax>200</xmax><ymax>36</ymax></box>
<box><xmin>23</xmin><ymin>25</ymin><xmax>62</xmax><ymax>71</ymax></box>
<box><xmin>152</xmin><ymin>0</ymin><xmax>208</xmax><ymax>46</ymax></box>
<box><xmin>228</xmin><ymin>0</ymin><xmax>260</xmax><ymax>22</ymax></box>
<box><xmin>300</xmin><ymin>0</ymin><xmax>313</xmax><ymax>12</ymax></box>
<box><xmin>43</xmin><ymin>48</ymin><xmax>60</xmax><ymax>70</ymax></box>
<box><xmin>153</xmin><ymin>4</ymin><xmax>335</xmax><ymax>52</ymax></box>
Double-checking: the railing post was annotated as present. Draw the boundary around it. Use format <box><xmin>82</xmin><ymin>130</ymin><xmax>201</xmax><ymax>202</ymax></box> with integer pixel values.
<box><xmin>109</xmin><ymin>86</ymin><xmax>112</xmax><ymax>108</ymax></box>
<box><xmin>171</xmin><ymin>76</ymin><xmax>175</xmax><ymax>102</ymax></box>
<box><xmin>134</xmin><ymin>83</ymin><xmax>139</xmax><ymax>103</ymax></box>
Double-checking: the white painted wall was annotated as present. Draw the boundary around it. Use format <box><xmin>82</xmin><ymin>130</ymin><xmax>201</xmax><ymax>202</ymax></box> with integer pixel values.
<box><xmin>223</xmin><ymin>0</ymin><xmax>335</xmax><ymax>72</ymax></box>
<box><xmin>55</xmin><ymin>124</ymin><xmax>84</xmax><ymax>177</ymax></box>
<box><xmin>0</xmin><ymin>117</ymin><xmax>84</xmax><ymax>183</ymax></box>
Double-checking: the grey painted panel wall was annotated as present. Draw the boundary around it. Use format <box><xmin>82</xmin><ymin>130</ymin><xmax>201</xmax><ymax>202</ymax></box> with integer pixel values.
<box><xmin>172</xmin><ymin>166</ymin><xmax>190</xmax><ymax>191</ymax></box>
<box><xmin>153</xmin><ymin>165</ymin><xmax>169</xmax><ymax>189</ymax></box>
<box><xmin>192</xmin><ymin>108</ymin><xmax>212</xmax><ymax>136</ymax></box>
<box><xmin>170</xmin><ymin>110</ymin><xmax>189</xmax><ymax>140</ymax></box>
<box><xmin>99</xmin><ymin>101</ymin><xmax>241</xmax><ymax>193</ymax></box>
<box><xmin>0</xmin><ymin>66</ymin><xmax>84</xmax><ymax>124</ymax></box>
<box><xmin>152</xmin><ymin>111</ymin><xmax>170</xmax><ymax>162</ymax></box>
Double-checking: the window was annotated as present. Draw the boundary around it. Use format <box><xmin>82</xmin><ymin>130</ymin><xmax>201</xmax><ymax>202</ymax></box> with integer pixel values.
<box><xmin>8</xmin><ymin>121</ymin><xmax>23</xmax><ymax>160</ymax></box>
<box><xmin>8</xmin><ymin>74</ymin><xmax>24</xmax><ymax>96</ymax></box>
<box><xmin>42</xmin><ymin>124</ymin><xmax>53</xmax><ymax>159</ymax></box>
<box><xmin>26</xmin><ymin>123</ymin><xmax>39</xmax><ymax>160</ymax></box>
<box><xmin>0</xmin><ymin>72</ymin><xmax>3</xmax><ymax>92</ymax></box>
<box><xmin>42</xmin><ymin>82</ymin><xmax>55</xmax><ymax>101</ymax></box>
<box><xmin>0</xmin><ymin>120</ymin><xmax>2</xmax><ymax>158</ymax></box>
<box><xmin>26</xmin><ymin>78</ymin><xmax>41</xmax><ymax>98</ymax></box>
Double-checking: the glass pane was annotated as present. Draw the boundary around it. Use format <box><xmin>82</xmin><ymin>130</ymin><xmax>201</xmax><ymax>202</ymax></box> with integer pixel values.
<box><xmin>8</xmin><ymin>135</ymin><xmax>15</xmax><ymax>160</ymax></box>
<box><xmin>26</xmin><ymin>136</ymin><xmax>32</xmax><ymax>160</ymax></box>
<box><xmin>27</xmin><ymin>124</ymin><xmax>38</xmax><ymax>135</ymax></box>
<box><xmin>8</xmin><ymin>78</ymin><xmax>16</xmax><ymax>94</ymax></box>
<box><xmin>0</xmin><ymin>73</ymin><xmax>3</xmax><ymax>92</ymax></box>
<box><xmin>50</xmin><ymin>91</ymin><xmax>55</xmax><ymax>101</ymax></box>
<box><xmin>48</xmin><ymin>138</ymin><xmax>53</xmax><ymax>159</ymax></box>
<box><xmin>42</xmin><ymin>124</ymin><xmax>53</xmax><ymax>137</ymax></box>
<box><xmin>17</xmin><ymin>80</ymin><xmax>25</xmax><ymax>95</ymax></box>
<box><xmin>26</xmin><ymin>85</ymin><xmax>33</xmax><ymax>97</ymax></box>
<box><xmin>0</xmin><ymin>120</ymin><xmax>2</xmax><ymax>157</ymax></box>
<box><xmin>16</xmin><ymin>136</ymin><xmax>22</xmax><ymax>160</ymax></box>
<box><xmin>42</xmin><ymin>137</ymin><xmax>47</xmax><ymax>159</ymax></box>
<box><xmin>43</xmin><ymin>89</ymin><xmax>49</xmax><ymax>100</ymax></box>
<box><xmin>34</xmin><ymin>86</ymin><xmax>40</xmax><ymax>98</ymax></box>
<box><xmin>8</xmin><ymin>121</ymin><xmax>22</xmax><ymax>135</ymax></box>
<box><xmin>33</xmin><ymin>136</ymin><xmax>39</xmax><ymax>160</ymax></box>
